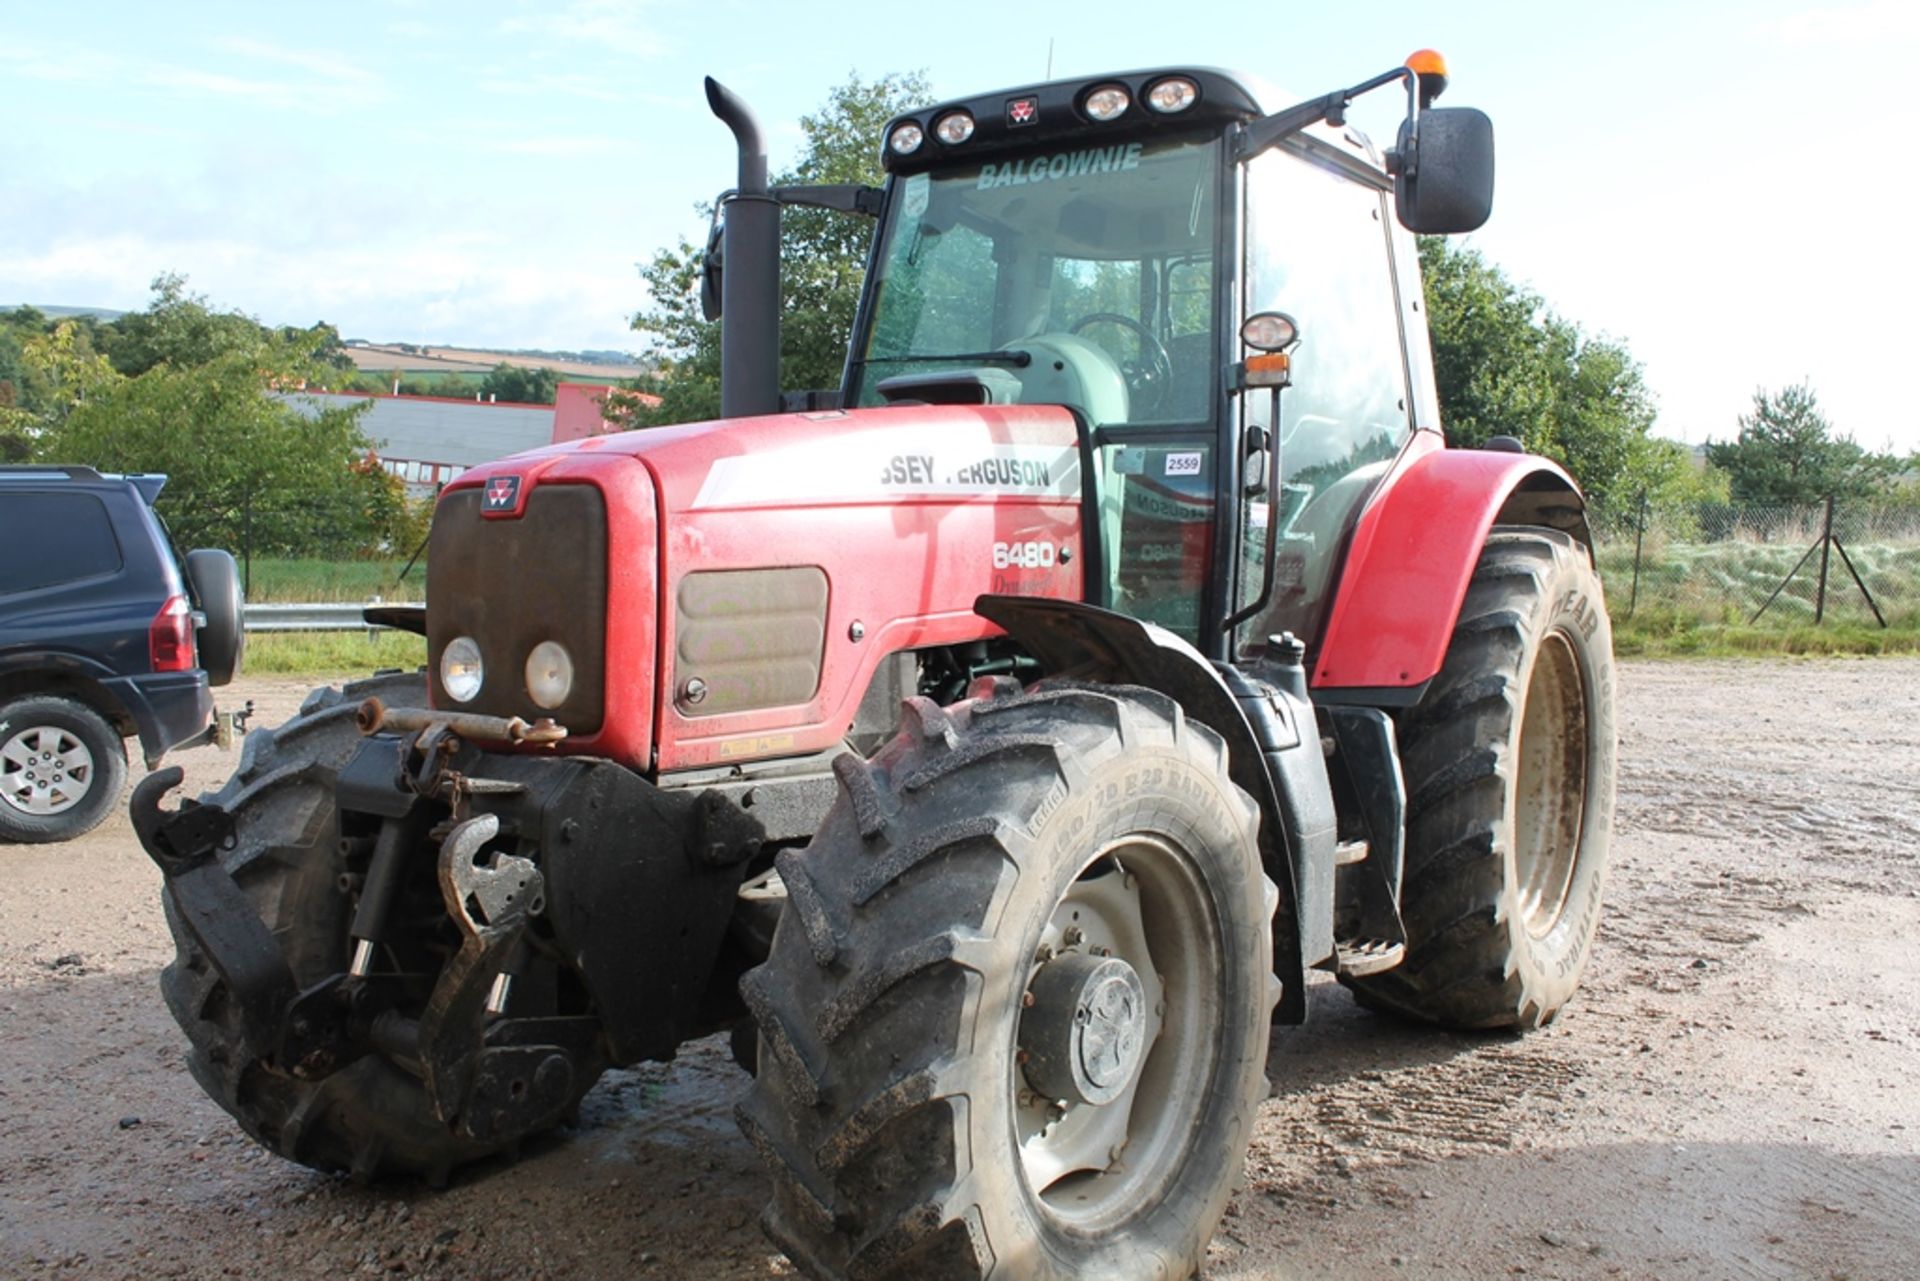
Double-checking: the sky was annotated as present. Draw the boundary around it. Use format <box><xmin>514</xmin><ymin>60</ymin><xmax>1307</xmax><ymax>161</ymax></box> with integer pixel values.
<box><xmin>3</xmin><ymin>0</ymin><xmax>1916</xmax><ymax>452</ymax></box>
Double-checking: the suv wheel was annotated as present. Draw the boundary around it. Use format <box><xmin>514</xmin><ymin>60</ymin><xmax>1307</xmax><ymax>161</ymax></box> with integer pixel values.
<box><xmin>0</xmin><ymin>695</ymin><xmax>129</xmax><ymax>844</ymax></box>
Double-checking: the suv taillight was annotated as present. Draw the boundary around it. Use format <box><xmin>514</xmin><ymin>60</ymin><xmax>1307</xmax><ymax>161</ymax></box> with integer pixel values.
<box><xmin>150</xmin><ymin>594</ymin><xmax>195</xmax><ymax>672</ymax></box>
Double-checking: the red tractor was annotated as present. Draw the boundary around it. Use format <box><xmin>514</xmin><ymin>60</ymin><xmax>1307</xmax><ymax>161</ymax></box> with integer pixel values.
<box><xmin>139</xmin><ymin>52</ymin><xmax>1615</xmax><ymax>1281</ymax></box>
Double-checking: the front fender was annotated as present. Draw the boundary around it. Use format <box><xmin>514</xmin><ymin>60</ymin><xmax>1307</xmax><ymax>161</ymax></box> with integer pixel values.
<box><xmin>976</xmin><ymin>594</ymin><xmax>1332</xmax><ymax>1022</ymax></box>
<box><xmin>1313</xmin><ymin>442</ymin><xmax>1590</xmax><ymax>697</ymax></box>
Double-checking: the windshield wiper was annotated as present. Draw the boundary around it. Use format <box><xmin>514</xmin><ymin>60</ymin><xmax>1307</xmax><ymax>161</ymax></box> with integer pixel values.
<box><xmin>854</xmin><ymin>350</ymin><xmax>1032</xmax><ymax>368</ymax></box>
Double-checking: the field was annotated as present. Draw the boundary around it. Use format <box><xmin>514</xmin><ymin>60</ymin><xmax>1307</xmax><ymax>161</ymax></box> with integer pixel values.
<box><xmin>345</xmin><ymin>344</ymin><xmax>641</xmax><ymax>380</ymax></box>
<box><xmin>244</xmin><ymin>557</ymin><xmax>423</xmax><ymax>603</ymax></box>
<box><xmin>236</xmin><ymin>558</ymin><xmax>429</xmax><ymax>673</ymax></box>
<box><xmin>1596</xmin><ymin>531</ymin><xmax>1920</xmax><ymax>656</ymax></box>
<box><xmin>2</xmin><ymin>659</ymin><xmax>1916</xmax><ymax>1279</ymax></box>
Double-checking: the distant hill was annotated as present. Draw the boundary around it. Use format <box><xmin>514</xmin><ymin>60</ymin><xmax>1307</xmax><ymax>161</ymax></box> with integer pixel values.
<box><xmin>5</xmin><ymin>304</ymin><xmax>128</xmax><ymax>321</ymax></box>
<box><xmin>343</xmin><ymin>341</ymin><xmax>644</xmax><ymax>379</ymax></box>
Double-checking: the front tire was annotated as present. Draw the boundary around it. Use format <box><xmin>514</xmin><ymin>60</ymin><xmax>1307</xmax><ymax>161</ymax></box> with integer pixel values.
<box><xmin>159</xmin><ymin>671</ymin><xmax>601</xmax><ymax>1181</ymax></box>
<box><xmin>1344</xmin><ymin>528</ymin><xmax>1616</xmax><ymax>1029</ymax></box>
<box><xmin>0</xmin><ymin>694</ymin><xmax>127</xmax><ymax>844</ymax></box>
<box><xmin>738</xmin><ymin>683</ymin><xmax>1277</xmax><ymax>1281</ymax></box>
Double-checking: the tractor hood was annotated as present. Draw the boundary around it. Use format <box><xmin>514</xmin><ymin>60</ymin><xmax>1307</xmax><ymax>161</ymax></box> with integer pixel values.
<box><xmin>440</xmin><ymin>402</ymin><xmax>1085</xmax><ymax>772</ymax></box>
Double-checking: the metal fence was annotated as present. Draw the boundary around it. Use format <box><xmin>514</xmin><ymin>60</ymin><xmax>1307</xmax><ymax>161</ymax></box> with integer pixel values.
<box><xmin>1588</xmin><ymin>496</ymin><xmax>1920</xmax><ymax>628</ymax></box>
<box><xmin>243</xmin><ymin>603</ymin><xmax>390</xmax><ymax>633</ymax></box>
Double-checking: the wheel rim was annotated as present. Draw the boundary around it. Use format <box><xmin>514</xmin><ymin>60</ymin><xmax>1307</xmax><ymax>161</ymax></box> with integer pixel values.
<box><xmin>1012</xmin><ymin>835</ymin><xmax>1221</xmax><ymax>1229</ymax></box>
<box><xmin>1</xmin><ymin>724</ymin><xmax>95</xmax><ymax>817</ymax></box>
<box><xmin>1513</xmin><ymin>630</ymin><xmax>1589</xmax><ymax>937</ymax></box>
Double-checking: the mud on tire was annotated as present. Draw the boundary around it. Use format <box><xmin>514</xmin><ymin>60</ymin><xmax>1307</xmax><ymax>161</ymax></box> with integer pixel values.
<box><xmin>1344</xmin><ymin>528</ymin><xmax>1616</xmax><ymax>1029</ymax></box>
<box><xmin>737</xmin><ymin>682</ymin><xmax>1278</xmax><ymax>1281</ymax></box>
<box><xmin>159</xmin><ymin>671</ymin><xmax>598</xmax><ymax>1181</ymax></box>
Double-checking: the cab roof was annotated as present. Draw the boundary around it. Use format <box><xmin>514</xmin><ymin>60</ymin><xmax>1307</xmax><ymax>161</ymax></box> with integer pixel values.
<box><xmin>881</xmin><ymin>66</ymin><xmax>1382</xmax><ymax>176</ymax></box>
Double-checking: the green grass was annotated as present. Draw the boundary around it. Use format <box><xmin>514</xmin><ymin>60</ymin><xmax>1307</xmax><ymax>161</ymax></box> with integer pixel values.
<box><xmin>1598</xmin><ymin>534</ymin><xmax>1919</xmax><ymax>657</ymax></box>
<box><xmin>1611</xmin><ymin>607</ymin><xmax>1920</xmax><ymax>658</ymax></box>
<box><xmin>244</xmin><ymin>631</ymin><xmax>427</xmax><ymax>677</ymax></box>
<box><xmin>244</xmin><ymin>558</ymin><xmax>425</xmax><ymax>603</ymax></box>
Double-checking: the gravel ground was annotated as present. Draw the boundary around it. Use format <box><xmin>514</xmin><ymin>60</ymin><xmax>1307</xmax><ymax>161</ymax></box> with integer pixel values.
<box><xmin>2</xmin><ymin>658</ymin><xmax>1916</xmax><ymax>1280</ymax></box>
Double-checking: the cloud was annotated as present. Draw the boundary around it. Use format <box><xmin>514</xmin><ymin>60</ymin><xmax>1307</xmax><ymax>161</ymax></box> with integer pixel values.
<box><xmin>0</xmin><ymin>35</ymin><xmax>384</xmax><ymax>113</ymax></box>
<box><xmin>474</xmin><ymin>70</ymin><xmax>630</xmax><ymax>104</ymax></box>
<box><xmin>500</xmin><ymin>0</ymin><xmax>668</xmax><ymax>59</ymax></box>
<box><xmin>212</xmin><ymin>36</ymin><xmax>381</xmax><ymax>88</ymax></box>
<box><xmin>1762</xmin><ymin>0</ymin><xmax>1920</xmax><ymax>42</ymax></box>
<box><xmin>482</xmin><ymin>134</ymin><xmax>636</xmax><ymax>157</ymax></box>
<box><xmin>0</xmin><ymin>230</ymin><xmax>644</xmax><ymax>351</ymax></box>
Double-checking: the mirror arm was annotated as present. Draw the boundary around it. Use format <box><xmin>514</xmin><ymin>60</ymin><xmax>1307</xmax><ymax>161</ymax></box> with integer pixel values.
<box><xmin>769</xmin><ymin>184</ymin><xmax>884</xmax><ymax>218</ymax></box>
<box><xmin>1234</xmin><ymin>65</ymin><xmax>1420</xmax><ymax>165</ymax></box>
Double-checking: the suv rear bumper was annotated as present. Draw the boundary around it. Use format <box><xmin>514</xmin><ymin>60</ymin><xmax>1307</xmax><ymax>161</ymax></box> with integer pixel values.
<box><xmin>104</xmin><ymin>672</ymin><xmax>215</xmax><ymax>767</ymax></box>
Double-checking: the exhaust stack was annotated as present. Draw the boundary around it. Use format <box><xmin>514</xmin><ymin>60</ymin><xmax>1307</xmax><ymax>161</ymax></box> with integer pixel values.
<box><xmin>705</xmin><ymin>77</ymin><xmax>781</xmax><ymax>419</ymax></box>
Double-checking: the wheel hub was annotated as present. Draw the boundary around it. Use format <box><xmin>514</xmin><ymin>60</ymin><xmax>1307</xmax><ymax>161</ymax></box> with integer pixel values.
<box><xmin>1</xmin><ymin>726</ymin><xmax>93</xmax><ymax>817</ymax></box>
<box><xmin>1020</xmin><ymin>951</ymin><xmax>1149</xmax><ymax>1106</ymax></box>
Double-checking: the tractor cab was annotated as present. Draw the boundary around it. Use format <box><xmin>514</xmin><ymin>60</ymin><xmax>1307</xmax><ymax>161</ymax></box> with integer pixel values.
<box><xmin>714</xmin><ymin>61</ymin><xmax>1493</xmax><ymax>658</ymax></box>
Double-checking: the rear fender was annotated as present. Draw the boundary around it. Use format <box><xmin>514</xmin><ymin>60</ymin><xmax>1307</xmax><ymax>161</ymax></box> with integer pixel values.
<box><xmin>976</xmin><ymin>594</ymin><xmax>1333</xmax><ymax>1023</ymax></box>
<box><xmin>1312</xmin><ymin>444</ymin><xmax>1591</xmax><ymax>699</ymax></box>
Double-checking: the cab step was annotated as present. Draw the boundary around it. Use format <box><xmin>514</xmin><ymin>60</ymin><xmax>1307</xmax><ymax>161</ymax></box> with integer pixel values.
<box><xmin>1334</xmin><ymin>936</ymin><xmax>1405</xmax><ymax>977</ymax></box>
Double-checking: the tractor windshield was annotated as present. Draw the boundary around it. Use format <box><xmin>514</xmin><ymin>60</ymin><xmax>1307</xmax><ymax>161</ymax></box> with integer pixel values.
<box><xmin>848</xmin><ymin>134</ymin><xmax>1221</xmax><ymax>430</ymax></box>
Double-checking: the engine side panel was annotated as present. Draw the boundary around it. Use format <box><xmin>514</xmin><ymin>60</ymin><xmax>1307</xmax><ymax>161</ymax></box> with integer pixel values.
<box><xmin>1313</xmin><ymin>436</ymin><xmax>1586</xmax><ymax>693</ymax></box>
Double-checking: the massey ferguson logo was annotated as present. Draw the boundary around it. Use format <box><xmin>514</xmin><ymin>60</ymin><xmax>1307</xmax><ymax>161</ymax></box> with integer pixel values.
<box><xmin>482</xmin><ymin>474</ymin><xmax>522</xmax><ymax>514</ymax></box>
<box><xmin>1008</xmin><ymin>96</ymin><xmax>1038</xmax><ymax>126</ymax></box>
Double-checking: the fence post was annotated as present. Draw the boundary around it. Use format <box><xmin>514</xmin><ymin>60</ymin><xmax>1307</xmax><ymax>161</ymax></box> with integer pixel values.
<box><xmin>1815</xmin><ymin>495</ymin><xmax>1834</xmax><ymax>625</ymax></box>
<box><xmin>242</xmin><ymin>495</ymin><xmax>253</xmax><ymax>598</ymax></box>
<box><xmin>1627</xmin><ymin>489</ymin><xmax>1648</xmax><ymax>619</ymax></box>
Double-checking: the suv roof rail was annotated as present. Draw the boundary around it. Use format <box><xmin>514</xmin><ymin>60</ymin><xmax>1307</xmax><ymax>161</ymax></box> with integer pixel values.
<box><xmin>0</xmin><ymin>465</ymin><xmax>170</xmax><ymax>503</ymax></box>
<box><xmin>0</xmin><ymin>464</ymin><xmax>107</xmax><ymax>481</ymax></box>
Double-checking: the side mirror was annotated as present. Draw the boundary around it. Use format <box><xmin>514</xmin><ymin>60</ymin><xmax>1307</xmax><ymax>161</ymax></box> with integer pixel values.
<box><xmin>699</xmin><ymin>217</ymin><xmax>724</xmax><ymax>321</ymax></box>
<box><xmin>1393</xmin><ymin>107</ymin><xmax>1494</xmax><ymax>234</ymax></box>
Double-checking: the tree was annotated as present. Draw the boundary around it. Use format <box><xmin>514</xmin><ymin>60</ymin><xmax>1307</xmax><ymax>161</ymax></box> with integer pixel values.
<box><xmin>47</xmin><ymin>352</ymin><xmax>383</xmax><ymax>552</ymax></box>
<box><xmin>1418</xmin><ymin>237</ymin><xmax>1688</xmax><ymax>509</ymax></box>
<box><xmin>93</xmin><ymin>274</ymin><xmax>357</xmax><ymax>393</ymax></box>
<box><xmin>478</xmin><ymin>363</ymin><xmax>560</xmax><ymax>405</ymax></box>
<box><xmin>620</xmin><ymin>71</ymin><xmax>931</xmax><ymax>427</ymax></box>
<box><xmin>22</xmin><ymin>277</ymin><xmax>395</xmax><ymax>555</ymax></box>
<box><xmin>1703</xmin><ymin>383</ymin><xmax>1901</xmax><ymax>504</ymax></box>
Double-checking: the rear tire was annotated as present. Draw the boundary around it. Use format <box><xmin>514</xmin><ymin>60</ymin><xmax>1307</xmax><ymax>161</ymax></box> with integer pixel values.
<box><xmin>0</xmin><ymin>695</ymin><xmax>127</xmax><ymax>844</ymax></box>
<box><xmin>1343</xmin><ymin>529</ymin><xmax>1616</xmax><ymax>1029</ymax></box>
<box><xmin>737</xmin><ymin>682</ymin><xmax>1277</xmax><ymax>1281</ymax></box>
<box><xmin>159</xmin><ymin>671</ymin><xmax>600</xmax><ymax>1181</ymax></box>
<box><xmin>186</xmin><ymin>548</ymin><xmax>245</xmax><ymax>686</ymax></box>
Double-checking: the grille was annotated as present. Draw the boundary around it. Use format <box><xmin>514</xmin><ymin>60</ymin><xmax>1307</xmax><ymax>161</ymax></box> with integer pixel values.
<box><xmin>427</xmin><ymin>485</ymin><xmax>608</xmax><ymax>734</ymax></box>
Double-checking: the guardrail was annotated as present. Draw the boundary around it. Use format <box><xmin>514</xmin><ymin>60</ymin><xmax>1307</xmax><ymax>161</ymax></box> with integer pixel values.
<box><xmin>244</xmin><ymin>602</ymin><xmax>391</xmax><ymax>633</ymax></box>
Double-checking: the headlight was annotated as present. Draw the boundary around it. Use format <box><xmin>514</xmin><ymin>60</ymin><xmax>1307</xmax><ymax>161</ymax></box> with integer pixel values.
<box><xmin>887</xmin><ymin>122</ymin><xmax>924</xmax><ymax>155</ymax></box>
<box><xmin>1084</xmin><ymin>84</ymin><xmax>1131</xmax><ymax>122</ymax></box>
<box><xmin>1145</xmin><ymin>77</ymin><xmax>1199</xmax><ymax>114</ymax></box>
<box><xmin>440</xmin><ymin>635</ymin><xmax>484</xmax><ymax>703</ymax></box>
<box><xmin>524</xmin><ymin>640</ymin><xmax>574</xmax><ymax>709</ymax></box>
<box><xmin>935</xmin><ymin>111</ymin><xmax>975</xmax><ymax>145</ymax></box>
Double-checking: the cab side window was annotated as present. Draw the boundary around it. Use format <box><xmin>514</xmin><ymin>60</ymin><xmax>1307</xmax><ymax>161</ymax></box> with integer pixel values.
<box><xmin>1240</xmin><ymin>146</ymin><xmax>1411</xmax><ymax>645</ymax></box>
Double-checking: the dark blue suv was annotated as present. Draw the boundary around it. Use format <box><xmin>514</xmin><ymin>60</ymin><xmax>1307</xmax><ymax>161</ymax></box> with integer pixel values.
<box><xmin>0</xmin><ymin>466</ymin><xmax>243</xmax><ymax>842</ymax></box>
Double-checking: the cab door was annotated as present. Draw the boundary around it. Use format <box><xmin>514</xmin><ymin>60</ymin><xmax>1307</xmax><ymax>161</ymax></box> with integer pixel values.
<box><xmin>1232</xmin><ymin>141</ymin><xmax>1416</xmax><ymax>658</ymax></box>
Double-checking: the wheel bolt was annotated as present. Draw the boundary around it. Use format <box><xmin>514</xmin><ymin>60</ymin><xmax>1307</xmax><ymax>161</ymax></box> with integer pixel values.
<box><xmin>1022</xmin><ymin>991</ymin><xmax>1036</xmax><ymax>1008</ymax></box>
